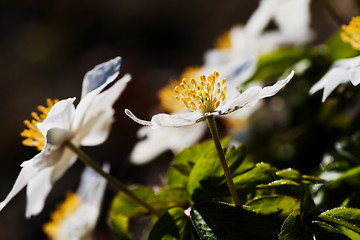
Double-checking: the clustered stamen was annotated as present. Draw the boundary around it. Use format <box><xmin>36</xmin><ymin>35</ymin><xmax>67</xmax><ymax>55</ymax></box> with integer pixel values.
<box><xmin>43</xmin><ymin>192</ymin><xmax>81</xmax><ymax>239</ymax></box>
<box><xmin>173</xmin><ymin>71</ymin><xmax>227</xmax><ymax>114</ymax></box>
<box><xmin>21</xmin><ymin>98</ymin><xmax>58</xmax><ymax>151</ymax></box>
<box><xmin>341</xmin><ymin>16</ymin><xmax>360</xmax><ymax>51</ymax></box>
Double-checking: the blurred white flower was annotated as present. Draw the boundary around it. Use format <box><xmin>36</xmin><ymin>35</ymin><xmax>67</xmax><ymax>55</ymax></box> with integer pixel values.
<box><xmin>43</xmin><ymin>165</ymin><xmax>108</xmax><ymax>240</ymax></box>
<box><xmin>126</xmin><ymin>71</ymin><xmax>293</xmax><ymax>128</ymax></box>
<box><xmin>310</xmin><ymin>56</ymin><xmax>360</xmax><ymax>102</ymax></box>
<box><xmin>0</xmin><ymin>57</ymin><xmax>131</xmax><ymax>218</ymax></box>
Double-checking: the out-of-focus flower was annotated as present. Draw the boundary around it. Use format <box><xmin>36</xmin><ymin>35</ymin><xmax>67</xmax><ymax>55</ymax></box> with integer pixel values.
<box><xmin>0</xmin><ymin>57</ymin><xmax>131</xmax><ymax>218</ymax></box>
<box><xmin>125</xmin><ymin>71</ymin><xmax>294</xmax><ymax>128</ymax></box>
<box><xmin>128</xmin><ymin>0</ymin><xmax>311</xmax><ymax>164</ymax></box>
<box><xmin>310</xmin><ymin>17</ymin><xmax>360</xmax><ymax>102</ymax></box>
<box><xmin>310</xmin><ymin>56</ymin><xmax>360</xmax><ymax>102</ymax></box>
<box><xmin>43</xmin><ymin>165</ymin><xmax>108</xmax><ymax>240</ymax></box>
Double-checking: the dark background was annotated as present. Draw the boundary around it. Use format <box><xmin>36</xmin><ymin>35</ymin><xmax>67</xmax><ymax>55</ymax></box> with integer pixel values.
<box><xmin>0</xmin><ymin>0</ymin><xmax>354</xmax><ymax>239</ymax></box>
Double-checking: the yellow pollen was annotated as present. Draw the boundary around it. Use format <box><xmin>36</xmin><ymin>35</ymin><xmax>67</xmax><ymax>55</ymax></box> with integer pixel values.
<box><xmin>173</xmin><ymin>71</ymin><xmax>227</xmax><ymax>114</ymax></box>
<box><xmin>341</xmin><ymin>16</ymin><xmax>360</xmax><ymax>51</ymax></box>
<box><xmin>157</xmin><ymin>66</ymin><xmax>201</xmax><ymax>114</ymax></box>
<box><xmin>43</xmin><ymin>192</ymin><xmax>81</xmax><ymax>240</ymax></box>
<box><xmin>20</xmin><ymin>98</ymin><xmax>58</xmax><ymax>151</ymax></box>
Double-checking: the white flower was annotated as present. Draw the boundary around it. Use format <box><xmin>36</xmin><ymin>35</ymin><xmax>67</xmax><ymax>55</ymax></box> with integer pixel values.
<box><xmin>309</xmin><ymin>56</ymin><xmax>360</xmax><ymax>102</ymax></box>
<box><xmin>125</xmin><ymin>71</ymin><xmax>294</xmax><ymax>128</ymax></box>
<box><xmin>0</xmin><ymin>57</ymin><xmax>131</xmax><ymax>218</ymax></box>
<box><xmin>43</xmin><ymin>165</ymin><xmax>108</xmax><ymax>240</ymax></box>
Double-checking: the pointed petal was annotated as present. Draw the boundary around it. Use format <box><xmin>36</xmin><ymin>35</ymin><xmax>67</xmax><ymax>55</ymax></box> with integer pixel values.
<box><xmin>151</xmin><ymin>111</ymin><xmax>201</xmax><ymax>127</ymax></box>
<box><xmin>260</xmin><ymin>70</ymin><xmax>294</xmax><ymax>98</ymax></box>
<box><xmin>81</xmin><ymin>56</ymin><xmax>122</xmax><ymax>98</ymax></box>
<box><xmin>321</xmin><ymin>69</ymin><xmax>350</xmax><ymax>102</ymax></box>
<box><xmin>0</xmin><ymin>164</ymin><xmax>39</xmax><ymax>213</ymax></box>
<box><xmin>125</xmin><ymin>109</ymin><xmax>152</xmax><ymax>126</ymax></box>
<box><xmin>25</xmin><ymin>167</ymin><xmax>53</xmax><ymax>218</ymax></box>
<box><xmin>350</xmin><ymin>68</ymin><xmax>360</xmax><ymax>86</ymax></box>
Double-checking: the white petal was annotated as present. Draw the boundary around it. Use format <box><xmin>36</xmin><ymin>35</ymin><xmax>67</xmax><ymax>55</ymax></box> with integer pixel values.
<box><xmin>73</xmin><ymin>74</ymin><xmax>131</xmax><ymax>133</ymax></box>
<box><xmin>25</xmin><ymin>167</ymin><xmax>53</xmax><ymax>218</ymax></box>
<box><xmin>37</xmin><ymin>98</ymin><xmax>76</xmax><ymax>137</ymax></box>
<box><xmin>77</xmin><ymin>165</ymin><xmax>108</xmax><ymax>206</ymax></box>
<box><xmin>321</xmin><ymin>68</ymin><xmax>350</xmax><ymax>102</ymax></box>
<box><xmin>78</xmin><ymin>109</ymin><xmax>114</xmax><ymax>146</ymax></box>
<box><xmin>61</xmin><ymin>204</ymin><xmax>98</xmax><ymax>239</ymax></box>
<box><xmin>46</xmin><ymin>128</ymin><xmax>75</xmax><ymax>147</ymax></box>
<box><xmin>349</xmin><ymin>68</ymin><xmax>360</xmax><ymax>86</ymax></box>
<box><xmin>0</xmin><ymin>164</ymin><xmax>39</xmax><ymax>213</ymax></box>
<box><xmin>51</xmin><ymin>148</ymin><xmax>77</xmax><ymax>183</ymax></box>
<box><xmin>151</xmin><ymin>111</ymin><xmax>201</xmax><ymax>127</ymax></box>
<box><xmin>81</xmin><ymin>56</ymin><xmax>122</xmax><ymax>98</ymax></box>
<box><xmin>130</xmin><ymin>123</ymin><xmax>206</xmax><ymax>164</ymax></box>
<box><xmin>260</xmin><ymin>70</ymin><xmax>294</xmax><ymax>98</ymax></box>
<box><xmin>125</xmin><ymin>109</ymin><xmax>152</xmax><ymax>126</ymax></box>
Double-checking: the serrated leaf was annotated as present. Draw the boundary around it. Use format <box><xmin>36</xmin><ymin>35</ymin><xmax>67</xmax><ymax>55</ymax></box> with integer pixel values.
<box><xmin>279</xmin><ymin>212</ymin><xmax>313</xmax><ymax>240</ymax></box>
<box><xmin>257</xmin><ymin>179</ymin><xmax>300</xmax><ymax>188</ymax></box>
<box><xmin>311</xmin><ymin>221</ymin><xmax>351</xmax><ymax>240</ymax></box>
<box><xmin>246</xmin><ymin>195</ymin><xmax>300</xmax><ymax>218</ymax></box>
<box><xmin>327</xmin><ymin>166</ymin><xmax>360</xmax><ymax>189</ymax></box>
<box><xmin>319</xmin><ymin>207</ymin><xmax>360</xmax><ymax>234</ymax></box>
<box><xmin>149</xmin><ymin>207</ymin><xmax>197</xmax><ymax>240</ymax></box>
<box><xmin>110</xmin><ymin>187</ymin><xmax>155</xmax><ymax>218</ymax></box>
<box><xmin>190</xmin><ymin>202</ymin><xmax>277</xmax><ymax>240</ymax></box>
<box><xmin>233</xmin><ymin>162</ymin><xmax>277</xmax><ymax>191</ymax></box>
<box><xmin>276</xmin><ymin>168</ymin><xmax>301</xmax><ymax>181</ymax></box>
<box><xmin>167</xmin><ymin>137</ymin><xmax>231</xmax><ymax>187</ymax></box>
<box><xmin>109</xmin><ymin>215</ymin><xmax>131</xmax><ymax>240</ymax></box>
<box><xmin>150</xmin><ymin>187</ymin><xmax>190</xmax><ymax>212</ymax></box>
<box><xmin>187</xmin><ymin>145</ymin><xmax>246</xmax><ymax>201</ymax></box>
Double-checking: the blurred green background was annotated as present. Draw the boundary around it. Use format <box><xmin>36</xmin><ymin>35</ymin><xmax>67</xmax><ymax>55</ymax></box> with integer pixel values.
<box><xmin>0</xmin><ymin>0</ymin><xmax>354</xmax><ymax>239</ymax></box>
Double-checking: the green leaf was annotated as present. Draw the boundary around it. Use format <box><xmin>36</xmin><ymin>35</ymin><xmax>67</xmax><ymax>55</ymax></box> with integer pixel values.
<box><xmin>319</xmin><ymin>207</ymin><xmax>360</xmax><ymax>234</ymax></box>
<box><xmin>327</xmin><ymin>165</ymin><xmax>360</xmax><ymax>189</ymax></box>
<box><xmin>246</xmin><ymin>195</ymin><xmax>300</xmax><ymax>218</ymax></box>
<box><xmin>109</xmin><ymin>215</ymin><xmax>131</xmax><ymax>240</ymax></box>
<box><xmin>110</xmin><ymin>187</ymin><xmax>155</xmax><ymax>218</ymax></box>
<box><xmin>249</xmin><ymin>46</ymin><xmax>312</xmax><ymax>82</ymax></box>
<box><xmin>190</xmin><ymin>202</ymin><xmax>277</xmax><ymax>240</ymax></box>
<box><xmin>187</xmin><ymin>145</ymin><xmax>246</xmax><ymax>201</ymax></box>
<box><xmin>325</xmin><ymin>31</ymin><xmax>359</xmax><ymax>61</ymax></box>
<box><xmin>257</xmin><ymin>179</ymin><xmax>300</xmax><ymax>188</ymax></box>
<box><xmin>301</xmin><ymin>175</ymin><xmax>326</xmax><ymax>184</ymax></box>
<box><xmin>279</xmin><ymin>212</ymin><xmax>313</xmax><ymax>240</ymax></box>
<box><xmin>150</xmin><ymin>187</ymin><xmax>190</xmax><ymax>212</ymax></box>
<box><xmin>233</xmin><ymin>162</ymin><xmax>277</xmax><ymax>192</ymax></box>
<box><xmin>167</xmin><ymin>137</ymin><xmax>231</xmax><ymax>187</ymax></box>
<box><xmin>311</xmin><ymin>221</ymin><xmax>351</xmax><ymax>240</ymax></box>
<box><xmin>276</xmin><ymin>168</ymin><xmax>301</xmax><ymax>181</ymax></box>
<box><xmin>149</xmin><ymin>207</ymin><xmax>197</xmax><ymax>240</ymax></box>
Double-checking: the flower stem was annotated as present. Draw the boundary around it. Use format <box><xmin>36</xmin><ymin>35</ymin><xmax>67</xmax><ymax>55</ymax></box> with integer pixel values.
<box><xmin>64</xmin><ymin>140</ymin><xmax>162</xmax><ymax>217</ymax></box>
<box><xmin>206</xmin><ymin>115</ymin><xmax>240</xmax><ymax>205</ymax></box>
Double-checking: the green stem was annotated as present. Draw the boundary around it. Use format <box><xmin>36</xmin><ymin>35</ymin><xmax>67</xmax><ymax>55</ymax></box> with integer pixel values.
<box><xmin>206</xmin><ymin>115</ymin><xmax>240</xmax><ymax>205</ymax></box>
<box><xmin>64</xmin><ymin>141</ymin><xmax>162</xmax><ymax>217</ymax></box>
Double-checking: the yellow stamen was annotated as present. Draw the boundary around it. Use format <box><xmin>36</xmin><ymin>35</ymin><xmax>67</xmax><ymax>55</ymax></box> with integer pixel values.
<box><xmin>341</xmin><ymin>16</ymin><xmax>360</xmax><ymax>51</ymax></box>
<box><xmin>43</xmin><ymin>192</ymin><xmax>81</xmax><ymax>240</ymax></box>
<box><xmin>21</xmin><ymin>98</ymin><xmax>58</xmax><ymax>151</ymax></box>
<box><xmin>158</xmin><ymin>67</ymin><xmax>201</xmax><ymax>114</ymax></box>
<box><xmin>173</xmin><ymin>71</ymin><xmax>227</xmax><ymax>114</ymax></box>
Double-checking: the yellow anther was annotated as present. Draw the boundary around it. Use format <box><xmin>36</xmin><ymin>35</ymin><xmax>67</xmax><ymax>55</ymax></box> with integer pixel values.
<box><xmin>341</xmin><ymin>16</ymin><xmax>360</xmax><ymax>51</ymax></box>
<box><xmin>43</xmin><ymin>192</ymin><xmax>81</xmax><ymax>240</ymax></box>
<box><xmin>215</xmin><ymin>31</ymin><xmax>232</xmax><ymax>50</ymax></box>
<box><xmin>173</xmin><ymin>71</ymin><xmax>227</xmax><ymax>113</ymax></box>
<box><xmin>174</xmin><ymin>86</ymin><xmax>180</xmax><ymax>94</ymax></box>
<box><xmin>221</xmin><ymin>79</ymin><xmax>226</xmax><ymax>85</ymax></box>
<box><xmin>21</xmin><ymin>99</ymin><xmax>58</xmax><ymax>151</ymax></box>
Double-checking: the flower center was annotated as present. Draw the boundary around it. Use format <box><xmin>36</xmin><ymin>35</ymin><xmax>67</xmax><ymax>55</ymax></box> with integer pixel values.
<box><xmin>173</xmin><ymin>71</ymin><xmax>227</xmax><ymax>114</ymax></box>
<box><xmin>43</xmin><ymin>192</ymin><xmax>81</xmax><ymax>240</ymax></box>
<box><xmin>158</xmin><ymin>67</ymin><xmax>201</xmax><ymax>113</ymax></box>
<box><xmin>341</xmin><ymin>16</ymin><xmax>360</xmax><ymax>51</ymax></box>
<box><xmin>20</xmin><ymin>98</ymin><xmax>58</xmax><ymax>151</ymax></box>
